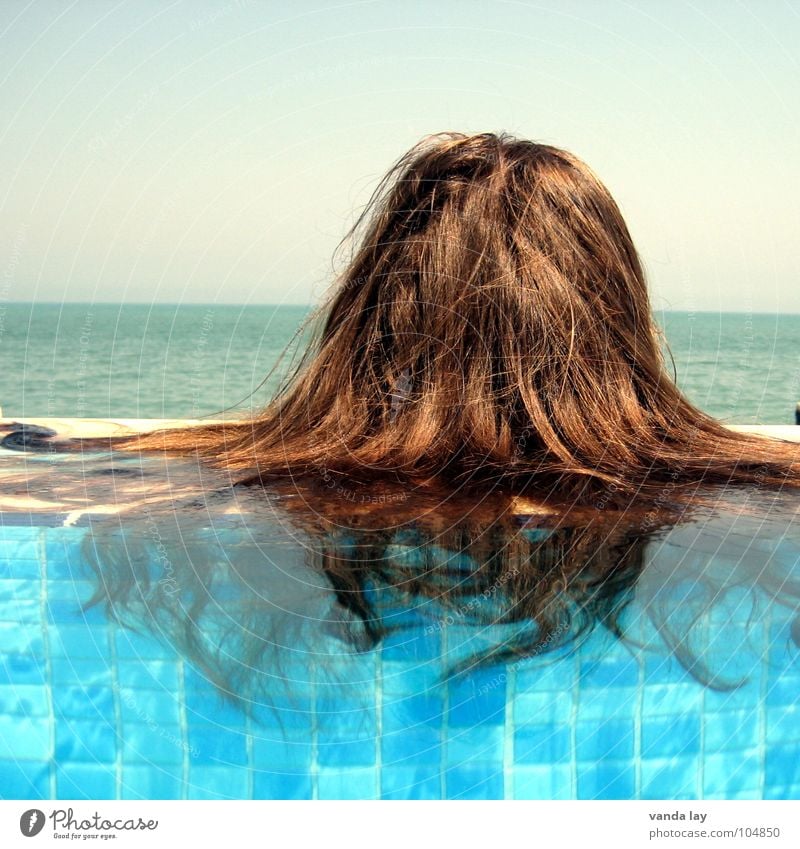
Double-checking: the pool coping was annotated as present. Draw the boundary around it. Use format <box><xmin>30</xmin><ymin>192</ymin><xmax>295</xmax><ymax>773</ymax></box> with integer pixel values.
<box><xmin>1</xmin><ymin>416</ymin><xmax>799</xmax><ymax>441</ymax></box>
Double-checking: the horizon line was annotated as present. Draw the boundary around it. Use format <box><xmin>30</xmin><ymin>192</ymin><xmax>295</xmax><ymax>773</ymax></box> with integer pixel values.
<box><xmin>3</xmin><ymin>301</ymin><xmax>800</xmax><ymax>317</ymax></box>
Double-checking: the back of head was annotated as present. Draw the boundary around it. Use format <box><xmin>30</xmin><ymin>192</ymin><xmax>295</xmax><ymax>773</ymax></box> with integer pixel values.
<box><xmin>120</xmin><ymin>131</ymin><xmax>800</xmax><ymax>508</ymax></box>
<box><xmin>317</xmin><ymin>133</ymin><xmax>663</xmax><ymax>483</ymax></box>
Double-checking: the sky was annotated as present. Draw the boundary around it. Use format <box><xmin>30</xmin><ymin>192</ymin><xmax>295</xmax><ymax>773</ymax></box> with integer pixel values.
<box><xmin>0</xmin><ymin>0</ymin><xmax>798</xmax><ymax>312</ymax></box>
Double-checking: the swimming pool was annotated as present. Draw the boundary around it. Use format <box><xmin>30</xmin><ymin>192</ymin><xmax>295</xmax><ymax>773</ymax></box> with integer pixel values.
<box><xmin>1</xmin><ymin>419</ymin><xmax>800</xmax><ymax>800</ymax></box>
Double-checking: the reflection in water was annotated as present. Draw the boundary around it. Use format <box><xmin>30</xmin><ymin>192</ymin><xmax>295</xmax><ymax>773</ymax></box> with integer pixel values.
<box><xmin>73</xmin><ymin>461</ymin><xmax>800</xmax><ymax>713</ymax></box>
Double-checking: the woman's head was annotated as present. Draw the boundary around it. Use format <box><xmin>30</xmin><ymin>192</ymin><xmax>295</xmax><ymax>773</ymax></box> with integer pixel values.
<box><xmin>316</xmin><ymin>132</ymin><xmax>663</xmax><ymax>477</ymax></box>
<box><xmin>116</xmin><ymin>131</ymin><xmax>800</xmax><ymax>508</ymax></box>
<box><xmin>326</xmin><ymin>131</ymin><xmax>654</xmax><ymax>354</ymax></box>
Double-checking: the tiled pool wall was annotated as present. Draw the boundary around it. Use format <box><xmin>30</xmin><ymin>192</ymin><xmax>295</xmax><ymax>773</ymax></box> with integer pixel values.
<box><xmin>2</xmin><ymin>516</ymin><xmax>800</xmax><ymax>800</ymax></box>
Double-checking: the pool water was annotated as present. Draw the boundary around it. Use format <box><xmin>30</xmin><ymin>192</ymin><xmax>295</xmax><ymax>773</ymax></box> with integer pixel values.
<box><xmin>1</xmin><ymin>438</ymin><xmax>800</xmax><ymax>799</ymax></box>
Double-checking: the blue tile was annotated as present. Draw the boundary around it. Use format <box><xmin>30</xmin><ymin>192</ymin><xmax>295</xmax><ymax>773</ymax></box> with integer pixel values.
<box><xmin>115</xmin><ymin>628</ymin><xmax>172</xmax><ymax>660</ymax></box>
<box><xmin>186</xmin><ymin>765</ymin><xmax>249</xmax><ymax>799</ymax></box>
<box><xmin>704</xmin><ymin>680</ymin><xmax>763</xmax><ymax>712</ymax></box>
<box><xmin>0</xmin><ymin>624</ymin><xmax>44</xmax><ymax>655</ymax></box>
<box><xmin>0</xmin><ymin>535</ymin><xmax>41</xmax><ymax>563</ymax></box>
<box><xmin>766</xmin><ymin>705</ymin><xmax>800</xmax><ymax>745</ymax></box>
<box><xmin>0</xmin><ymin>598</ymin><xmax>39</xmax><ymax>623</ymax></box>
<box><xmin>184</xmin><ymin>688</ymin><xmax>248</xmax><ymax>726</ymax></box>
<box><xmin>0</xmin><ymin>684</ymin><xmax>50</xmax><ymax>717</ymax></box>
<box><xmin>251</xmin><ymin>701</ymin><xmax>313</xmax><ymax>735</ymax></box>
<box><xmin>576</xmin><ymin>760</ymin><xmax>635</xmax><ymax>800</ymax></box>
<box><xmin>55</xmin><ymin>762</ymin><xmax>116</xmax><ymax>799</ymax></box>
<box><xmin>642</xmin><ymin>683</ymin><xmax>703</xmax><ymax>716</ymax></box>
<box><xmin>183</xmin><ymin>666</ymin><xmax>216</xmax><ymax>691</ymax></box>
<box><xmin>187</xmin><ymin>726</ymin><xmax>248</xmax><ymax>766</ymax></box>
<box><xmin>251</xmin><ymin>736</ymin><xmax>312</xmax><ymax>770</ymax></box>
<box><xmin>380</xmin><ymin>630</ymin><xmax>444</xmax><ymax>662</ymax></box>
<box><xmin>117</xmin><ymin>660</ymin><xmax>181</xmax><ymax>689</ymax></box>
<box><xmin>580</xmin><ymin>656</ymin><xmax>640</xmax><ymax>688</ymax></box>
<box><xmin>51</xmin><ymin>656</ymin><xmax>112</xmax><ymax>686</ymax></box>
<box><xmin>54</xmin><ymin>684</ymin><xmax>114</xmax><ymax>720</ymax></box>
<box><xmin>513</xmin><ymin>690</ymin><xmax>573</xmax><ymax>725</ymax></box>
<box><xmin>0</xmin><ymin>654</ymin><xmax>47</xmax><ymax>686</ymax></box>
<box><xmin>317</xmin><ymin>737</ymin><xmax>377</xmax><ymax>768</ymax></box>
<box><xmin>642</xmin><ymin>714</ymin><xmax>700</xmax><ymax>758</ymax></box>
<box><xmin>705</xmin><ymin>789</ymin><xmax>761</xmax><ymax>800</ymax></box>
<box><xmin>765</xmin><ymin>743</ymin><xmax>800</xmax><ymax>788</ymax></box>
<box><xmin>0</xmin><ymin>580</ymin><xmax>39</xmax><ymax>607</ymax></box>
<box><xmin>55</xmin><ymin>719</ymin><xmax>117</xmax><ymax>763</ymax></box>
<box><xmin>381</xmin><ymin>726</ymin><xmax>442</xmax><ymax>766</ymax></box>
<box><xmin>48</xmin><ymin>625</ymin><xmax>109</xmax><ymax>660</ymax></box>
<box><xmin>0</xmin><ymin>716</ymin><xmax>52</xmax><ymax>761</ymax></box>
<box><xmin>46</xmin><ymin>579</ymin><xmax>95</xmax><ymax>601</ymax></box>
<box><xmin>0</xmin><ymin>558</ymin><xmax>41</xmax><ymax>580</ymax></box>
<box><xmin>514</xmin><ymin>658</ymin><xmax>573</xmax><ymax>693</ymax></box>
<box><xmin>703</xmin><ymin>751</ymin><xmax>761</xmax><ymax>795</ymax></box>
<box><xmin>382</xmin><ymin>692</ymin><xmax>444</xmax><ymax>729</ymax></box>
<box><xmin>118</xmin><ymin>687</ymin><xmax>180</xmax><ymax>726</ymax></box>
<box><xmin>252</xmin><ymin>769</ymin><xmax>312</xmax><ymax>799</ymax></box>
<box><xmin>643</xmin><ymin>653</ymin><xmax>692</xmax><ymax>685</ymax></box>
<box><xmin>0</xmin><ymin>761</ymin><xmax>50</xmax><ymax>799</ymax></box>
<box><xmin>703</xmin><ymin>710</ymin><xmax>759</xmax><ymax>751</ymax></box>
<box><xmin>120</xmin><ymin>764</ymin><xmax>184</xmax><ymax>799</ymax></box>
<box><xmin>577</xmin><ymin>686</ymin><xmax>637</xmax><ymax>721</ymax></box>
<box><xmin>444</xmin><ymin>765</ymin><xmax>503</xmax><ymax>799</ymax></box>
<box><xmin>514</xmin><ymin>724</ymin><xmax>570</xmax><ymax>764</ymax></box>
<box><xmin>380</xmin><ymin>766</ymin><xmax>442</xmax><ymax>799</ymax></box>
<box><xmin>512</xmin><ymin>764</ymin><xmax>572</xmax><ymax>799</ymax></box>
<box><xmin>119</xmin><ymin>723</ymin><xmax>185</xmax><ymax>765</ymax></box>
<box><xmin>576</xmin><ymin>718</ymin><xmax>634</xmax><ymax>761</ymax></box>
<box><xmin>641</xmin><ymin>756</ymin><xmax>699</xmax><ymax>798</ymax></box>
<box><xmin>445</xmin><ymin>723</ymin><xmax>504</xmax><ymax>765</ymax></box>
<box><xmin>44</xmin><ymin>530</ymin><xmax>90</xmax><ymax>580</ymax></box>
<box><xmin>315</xmin><ymin>703</ymin><xmax>377</xmax><ymax>738</ymax></box>
<box><xmin>447</xmin><ymin>670</ymin><xmax>508</xmax><ymax>726</ymax></box>
<box><xmin>764</xmin><ymin>781</ymin><xmax>800</xmax><ymax>800</ymax></box>
<box><xmin>47</xmin><ymin>599</ymin><xmax>107</xmax><ymax>625</ymax></box>
<box><xmin>0</xmin><ymin>525</ymin><xmax>42</xmax><ymax>540</ymax></box>
<box><xmin>317</xmin><ymin>766</ymin><xmax>377</xmax><ymax>799</ymax></box>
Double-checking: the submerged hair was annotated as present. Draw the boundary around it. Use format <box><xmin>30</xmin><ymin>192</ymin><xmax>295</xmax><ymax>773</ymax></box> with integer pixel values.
<box><xmin>78</xmin><ymin>493</ymin><xmax>800</xmax><ymax>716</ymax></box>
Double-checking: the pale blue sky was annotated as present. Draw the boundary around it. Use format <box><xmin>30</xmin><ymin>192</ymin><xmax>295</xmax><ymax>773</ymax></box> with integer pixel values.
<box><xmin>0</xmin><ymin>0</ymin><xmax>798</xmax><ymax>311</ymax></box>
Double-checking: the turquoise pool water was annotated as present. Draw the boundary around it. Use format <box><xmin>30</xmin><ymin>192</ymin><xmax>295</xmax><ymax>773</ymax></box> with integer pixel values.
<box><xmin>1</xmin><ymin>449</ymin><xmax>800</xmax><ymax>799</ymax></box>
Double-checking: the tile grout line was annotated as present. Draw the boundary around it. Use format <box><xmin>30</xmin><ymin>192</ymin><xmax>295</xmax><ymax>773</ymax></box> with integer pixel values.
<box><xmin>634</xmin><ymin>651</ymin><xmax>643</xmax><ymax>799</ymax></box>
<box><xmin>107</xmin><ymin>620</ymin><xmax>124</xmax><ymax>799</ymax></box>
<box><xmin>758</xmin><ymin>605</ymin><xmax>772</xmax><ymax>800</ymax></box>
<box><xmin>310</xmin><ymin>662</ymin><xmax>319</xmax><ymax>800</ymax></box>
<box><xmin>375</xmin><ymin>650</ymin><xmax>383</xmax><ymax>799</ymax></box>
<box><xmin>38</xmin><ymin>527</ymin><xmax>57</xmax><ymax>799</ymax></box>
<box><xmin>503</xmin><ymin>661</ymin><xmax>516</xmax><ymax>799</ymax></box>
<box><xmin>177</xmin><ymin>657</ymin><xmax>190</xmax><ymax>800</ymax></box>
<box><xmin>440</xmin><ymin>622</ymin><xmax>450</xmax><ymax>799</ymax></box>
<box><xmin>569</xmin><ymin>649</ymin><xmax>580</xmax><ymax>798</ymax></box>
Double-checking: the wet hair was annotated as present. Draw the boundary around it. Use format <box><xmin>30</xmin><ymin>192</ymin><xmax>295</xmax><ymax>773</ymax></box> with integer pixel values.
<box><xmin>80</xmin><ymin>508</ymin><xmax>647</xmax><ymax>709</ymax></box>
<box><xmin>79</xmin><ymin>489</ymin><xmax>800</xmax><ymax>713</ymax></box>
<box><xmin>107</xmin><ymin>131</ymin><xmax>799</xmax><ymax>508</ymax></box>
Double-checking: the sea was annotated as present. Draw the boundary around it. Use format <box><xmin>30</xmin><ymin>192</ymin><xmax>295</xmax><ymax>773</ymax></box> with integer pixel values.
<box><xmin>0</xmin><ymin>303</ymin><xmax>799</xmax><ymax>424</ymax></box>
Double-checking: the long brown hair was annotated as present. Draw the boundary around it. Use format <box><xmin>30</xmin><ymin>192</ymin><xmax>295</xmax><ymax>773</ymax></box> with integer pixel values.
<box><xmin>113</xmin><ymin>131</ymin><xmax>800</xmax><ymax>507</ymax></box>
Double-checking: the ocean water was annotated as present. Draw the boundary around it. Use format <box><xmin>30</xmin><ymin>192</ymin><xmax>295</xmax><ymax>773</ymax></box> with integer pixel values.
<box><xmin>0</xmin><ymin>303</ymin><xmax>799</xmax><ymax>423</ymax></box>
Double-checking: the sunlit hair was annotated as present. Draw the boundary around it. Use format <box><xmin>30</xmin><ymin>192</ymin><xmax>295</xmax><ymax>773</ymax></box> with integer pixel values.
<box><xmin>113</xmin><ymin>131</ymin><xmax>800</xmax><ymax>507</ymax></box>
